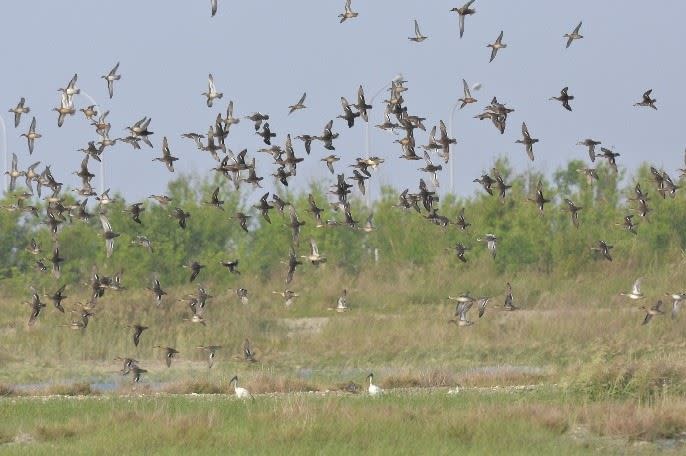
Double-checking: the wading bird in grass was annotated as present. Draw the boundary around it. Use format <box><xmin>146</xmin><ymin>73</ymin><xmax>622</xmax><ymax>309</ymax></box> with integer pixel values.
<box><xmin>367</xmin><ymin>373</ymin><xmax>383</xmax><ymax>396</ymax></box>
<box><xmin>230</xmin><ymin>376</ymin><xmax>253</xmax><ymax>399</ymax></box>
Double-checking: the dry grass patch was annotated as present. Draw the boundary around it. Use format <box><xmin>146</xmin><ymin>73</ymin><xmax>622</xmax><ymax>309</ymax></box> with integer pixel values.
<box><xmin>457</xmin><ymin>367</ymin><xmax>549</xmax><ymax>388</ymax></box>
<box><xmin>0</xmin><ymin>383</ymin><xmax>17</xmax><ymax>397</ymax></box>
<box><xmin>247</xmin><ymin>373</ymin><xmax>320</xmax><ymax>394</ymax></box>
<box><xmin>381</xmin><ymin>368</ymin><xmax>458</xmax><ymax>389</ymax></box>
<box><xmin>569</xmin><ymin>358</ymin><xmax>686</xmax><ymax>401</ymax></box>
<box><xmin>43</xmin><ymin>382</ymin><xmax>97</xmax><ymax>396</ymax></box>
<box><xmin>34</xmin><ymin>418</ymin><xmax>85</xmax><ymax>442</ymax></box>
<box><xmin>161</xmin><ymin>380</ymin><xmax>227</xmax><ymax>395</ymax></box>
<box><xmin>580</xmin><ymin>401</ymin><xmax>686</xmax><ymax>441</ymax></box>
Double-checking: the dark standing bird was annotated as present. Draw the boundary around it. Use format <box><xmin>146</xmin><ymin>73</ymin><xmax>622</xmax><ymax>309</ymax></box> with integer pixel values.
<box><xmin>243</xmin><ymin>339</ymin><xmax>257</xmax><ymax>362</ymax></box>
<box><xmin>210</xmin><ymin>0</ymin><xmax>218</xmax><ymax>16</ymax></box>
<box><xmin>450</xmin><ymin>0</ymin><xmax>476</xmax><ymax>38</ymax></box>
<box><xmin>504</xmin><ymin>282</ymin><xmax>517</xmax><ymax>311</ymax></box>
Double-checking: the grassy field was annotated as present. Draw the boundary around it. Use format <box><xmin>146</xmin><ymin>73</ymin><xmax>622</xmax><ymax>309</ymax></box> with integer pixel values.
<box><xmin>3</xmin><ymin>257</ymin><xmax>686</xmax><ymax>453</ymax></box>
<box><xmin>2</xmin><ymin>389</ymin><xmax>686</xmax><ymax>455</ymax></box>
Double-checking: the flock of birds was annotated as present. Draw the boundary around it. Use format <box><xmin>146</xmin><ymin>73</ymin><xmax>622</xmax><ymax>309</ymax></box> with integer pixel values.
<box><xmin>3</xmin><ymin>0</ymin><xmax>684</xmax><ymax>398</ymax></box>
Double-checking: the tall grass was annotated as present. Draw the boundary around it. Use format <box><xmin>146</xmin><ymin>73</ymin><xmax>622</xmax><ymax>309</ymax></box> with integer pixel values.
<box><xmin>3</xmin><ymin>391</ymin><xmax>686</xmax><ymax>454</ymax></box>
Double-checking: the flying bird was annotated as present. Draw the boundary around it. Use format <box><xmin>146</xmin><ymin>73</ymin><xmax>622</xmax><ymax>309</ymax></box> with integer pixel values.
<box><xmin>338</xmin><ymin>0</ymin><xmax>358</xmax><ymax>23</ymax></box>
<box><xmin>202</xmin><ymin>74</ymin><xmax>223</xmax><ymax>108</ymax></box>
<box><xmin>564</xmin><ymin>21</ymin><xmax>583</xmax><ymax>48</ymax></box>
<box><xmin>450</xmin><ymin>0</ymin><xmax>476</xmax><ymax>38</ymax></box>
<box><xmin>288</xmin><ymin>92</ymin><xmax>307</xmax><ymax>115</ymax></box>
<box><xmin>487</xmin><ymin>31</ymin><xmax>507</xmax><ymax>62</ymax></box>
<box><xmin>409</xmin><ymin>20</ymin><xmax>428</xmax><ymax>42</ymax></box>
<box><xmin>8</xmin><ymin>97</ymin><xmax>30</xmax><ymax>127</ymax></box>
<box><xmin>102</xmin><ymin>62</ymin><xmax>121</xmax><ymax>98</ymax></box>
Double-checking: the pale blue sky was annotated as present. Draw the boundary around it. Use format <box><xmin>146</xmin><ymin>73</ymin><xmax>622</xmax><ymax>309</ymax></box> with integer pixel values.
<box><xmin>1</xmin><ymin>1</ymin><xmax>683</xmax><ymax>202</ymax></box>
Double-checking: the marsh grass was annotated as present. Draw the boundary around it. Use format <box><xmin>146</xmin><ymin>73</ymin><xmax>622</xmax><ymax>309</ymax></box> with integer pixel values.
<box><xmin>3</xmin><ymin>257</ymin><xmax>686</xmax><ymax>407</ymax></box>
<box><xmin>3</xmin><ymin>391</ymin><xmax>686</xmax><ymax>454</ymax></box>
<box><xmin>42</xmin><ymin>382</ymin><xmax>97</xmax><ymax>397</ymax></box>
<box><xmin>0</xmin><ymin>383</ymin><xmax>17</xmax><ymax>397</ymax></box>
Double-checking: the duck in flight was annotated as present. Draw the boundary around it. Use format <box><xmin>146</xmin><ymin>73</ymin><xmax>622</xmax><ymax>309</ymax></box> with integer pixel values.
<box><xmin>487</xmin><ymin>31</ymin><xmax>507</xmax><ymax>63</ymax></box>
<box><xmin>564</xmin><ymin>21</ymin><xmax>583</xmax><ymax>48</ymax></box>
<box><xmin>450</xmin><ymin>0</ymin><xmax>476</xmax><ymax>38</ymax></box>
<box><xmin>339</xmin><ymin>0</ymin><xmax>358</xmax><ymax>23</ymax></box>
<box><xmin>409</xmin><ymin>19</ymin><xmax>428</xmax><ymax>42</ymax></box>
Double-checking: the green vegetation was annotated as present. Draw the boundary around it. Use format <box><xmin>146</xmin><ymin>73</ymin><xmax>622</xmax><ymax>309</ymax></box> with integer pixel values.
<box><xmin>3</xmin><ymin>390</ymin><xmax>686</xmax><ymax>454</ymax></box>
<box><xmin>2</xmin><ymin>159</ymin><xmax>686</xmax><ymax>453</ymax></box>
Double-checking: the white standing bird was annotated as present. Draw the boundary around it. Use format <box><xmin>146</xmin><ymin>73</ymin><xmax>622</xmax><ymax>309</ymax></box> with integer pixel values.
<box><xmin>367</xmin><ymin>373</ymin><xmax>383</xmax><ymax>396</ymax></box>
<box><xmin>230</xmin><ymin>375</ymin><xmax>253</xmax><ymax>399</ymax></box>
